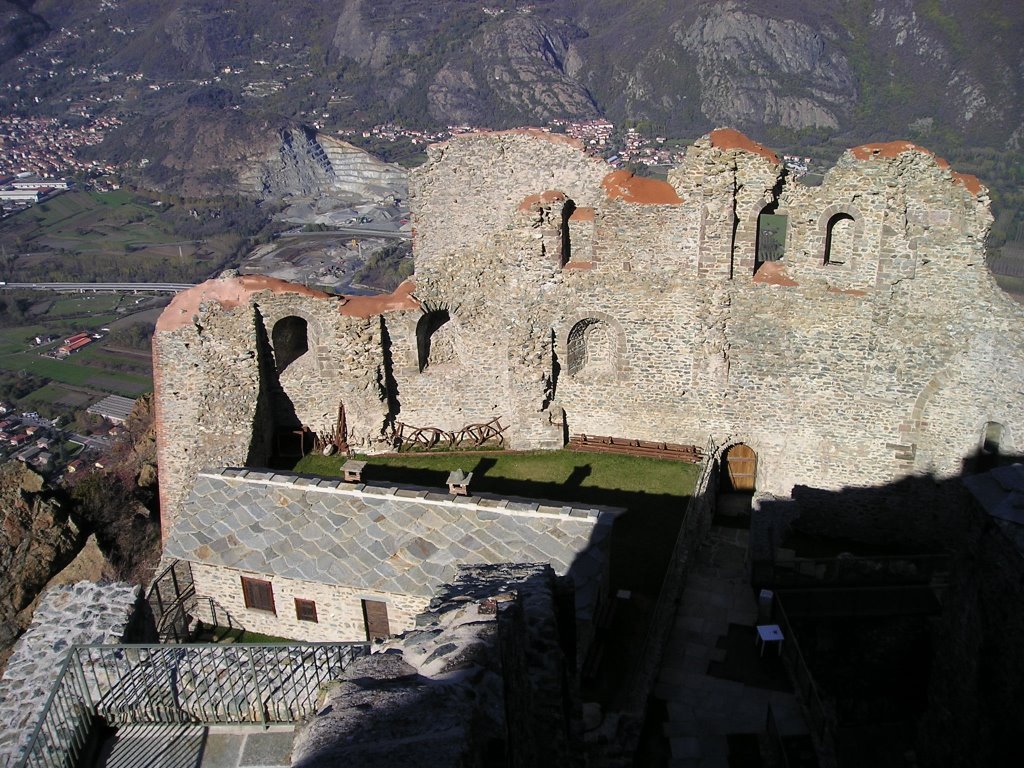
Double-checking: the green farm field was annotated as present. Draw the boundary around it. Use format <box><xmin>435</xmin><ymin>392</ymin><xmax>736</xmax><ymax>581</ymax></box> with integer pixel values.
<box><xmin>0</xmin><ymin>189</ymin><xmax>265</xmax><ymax>284</ymax></box>
<box><xmin>0</xmin><ymin>293</ymin><xmax>154</xmax><ymax>417</ymax></box>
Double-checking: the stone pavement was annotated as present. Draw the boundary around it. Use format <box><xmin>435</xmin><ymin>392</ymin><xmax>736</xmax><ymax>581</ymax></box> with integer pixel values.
<box><xmin>654</xmin><ymin>499</ymin><xmax>809</xmax><ymax>767</ymax></box>
<box><xmin>95</xmin><ymin>725</ymin><xmax>294</xmax><ymax>768</ymax></box>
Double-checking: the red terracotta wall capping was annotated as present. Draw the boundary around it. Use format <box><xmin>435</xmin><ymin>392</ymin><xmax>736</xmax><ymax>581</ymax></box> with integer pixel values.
<box><xmin>951</xmin><ymin>171</ymin><xmax>983</xmax><ymax>195</ymax></box>
<box><xmin>339</xmin><ymin>280</ymin><xmax>421</xmax><ymax>318</ymax></box>
<box><xmin>752</xmin><ymin>261</ymin><xmax>799</xmax><ymax>287</ymax></box>
<box><xmin>157</xmin><ymin>275</ymin><xmax>422</xmax><ymax>331</ymax></box>
<box><xmin>518</xmin><ymin>190</ymin><xmax>568</xmax><ymax>212</ymax></box>
<box><xmin>601</xmin><ymin>170</ymin><xmax>682</xmax><ymax>205</ymax></box>
<box><xmin>570</xmin><ymin>207</ymin><xmax>595</xmax><ymax>221</ymax></box>
<box><xmin>156</xmin><ymin>274</ymin><xmax>334</xmax><ymax>332</ymax></box>
<box><xmin>849</xmin><ymin>141</ymin><xmax>984</xmax><ymax>196</ymax></box>
<box><xmin>708</xmin><ymin>128</ymin><xmax>780</xmax><ymax>164</ymax></box>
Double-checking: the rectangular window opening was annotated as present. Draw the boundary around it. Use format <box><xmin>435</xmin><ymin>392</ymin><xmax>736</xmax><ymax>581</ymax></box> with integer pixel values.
<box><xmin>295</xmin><ymin>598</ymin><xmax>318</xmax><ymax>623</ymax></box>
<box><xmin>241</xmin><ymin>576</ymin><xmax>276</xmax><ymax>614</ymax></box>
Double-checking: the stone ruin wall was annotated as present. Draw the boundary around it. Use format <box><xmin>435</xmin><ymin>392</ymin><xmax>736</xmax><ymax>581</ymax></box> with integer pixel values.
<box><xmin>153</xmin><ymin>128</ymin><xmax>1024</xmax><ymax>533</ymax></box>
<box><xmin>154</xmin><ymin>277</ymin><xmax>391</xmax><ymax>529</ymax></box>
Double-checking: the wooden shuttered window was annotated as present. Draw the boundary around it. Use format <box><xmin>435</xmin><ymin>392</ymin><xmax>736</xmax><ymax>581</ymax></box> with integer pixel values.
<box><xmin>295</xmin><ymin>598</ymin><xmax>318</xmax><ymax>623</ymax></box>
<box><xmin>241</xmin><ymin>576</ymin><xmax>276</xmax><ymax>614</ymax></box>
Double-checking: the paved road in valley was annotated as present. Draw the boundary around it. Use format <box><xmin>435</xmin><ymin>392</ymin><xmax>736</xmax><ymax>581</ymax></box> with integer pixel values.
<box><xmin>0</xmin><ymin>282</ymin><xmax>196</xmax><ymax>293</ymax></box>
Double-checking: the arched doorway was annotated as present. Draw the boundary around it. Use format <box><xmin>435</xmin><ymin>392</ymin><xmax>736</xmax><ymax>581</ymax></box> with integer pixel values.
<box><xmin>723</xmin><ymin>443</ymin><xmax>757</xmax><ymax>492</ymax></box>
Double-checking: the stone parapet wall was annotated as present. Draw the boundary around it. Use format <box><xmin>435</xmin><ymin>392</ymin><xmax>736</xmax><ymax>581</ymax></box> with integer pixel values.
<box><xmin>0</xmin><ymin>582</ymin><xmax>142</xmax><ymax>767</ymax></box>
<box><xmin>154</xmin><ymin>277</ymin><xmax>388</xmax><ymax>532</ymax></box>
<box><xmin>291</xmin><ymin>563</ymin><xmax>578</xmax><ymax>768</ymax></box>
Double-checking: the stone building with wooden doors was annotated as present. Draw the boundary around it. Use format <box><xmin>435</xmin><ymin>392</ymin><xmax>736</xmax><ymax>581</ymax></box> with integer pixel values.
<box><xmin>153</xmin><ymin>128</ymin><xmax>1024</xmax><ymax>534</ymax></box>
<box><xmin>163</xmin><ymin>467</ymin><xmax>617</xmax><ymax>644</ymax></box>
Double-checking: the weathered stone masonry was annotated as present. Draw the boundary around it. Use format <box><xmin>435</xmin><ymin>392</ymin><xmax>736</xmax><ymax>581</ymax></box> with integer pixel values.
<box><xmin>154</xmin><ymin>128</ymin><xmax>1024</xmax><ymax>532</ymax></box>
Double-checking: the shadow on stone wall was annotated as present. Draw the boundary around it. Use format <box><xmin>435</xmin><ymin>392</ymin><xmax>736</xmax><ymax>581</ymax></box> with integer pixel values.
<box><xmin>290</xmin><ymin>564</ymin><xmax>582</xmax><ymax>768</ymax></box>
<box><xmin>380</xmin><ymin>316</ymin><xmax>401</xmax><ymax>430</ymax></box>
<box><xmin>750</xmin><ymin>458</ymin><xmax>1024</xmax><ymax>768</ymax></box>
<box><xmin>249</xmin><ymin>307</ymin><xmax>304</xmax><ymax>465</ymax></box>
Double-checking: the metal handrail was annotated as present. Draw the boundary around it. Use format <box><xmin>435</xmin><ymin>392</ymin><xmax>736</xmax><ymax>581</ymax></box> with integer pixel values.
<box><xmin>774</xmin><ymin>597</ymin><xmax>836</xmax><ymax>760</ymax></box>
<box><xmin>147</xmin><ymin>560</ymin><xmax>196</xmax><ymax>643</ymax></box>
<box><xmin>13</xmin><ymin>648</ymin><xmax>90</xmax><ymax>768</ymax></box>
<box><xmin>15</xmin><ymin>641</ymin><xmax>370</xmax><ymax>768</ymax></box>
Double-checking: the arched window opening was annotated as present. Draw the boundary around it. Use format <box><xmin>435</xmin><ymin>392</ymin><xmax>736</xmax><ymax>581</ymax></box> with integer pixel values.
<box><xmin>824</xmin><ymin>212</ymin><xmax>855</xmax><ymax>265</ymax></box>
<box><xmin>755</xmin><ymin>204</ymin><xmax>787</xmax><ymax>272</ymax></box>
<box><xmin>272</xmin><ymin>316</ymin><xmax>308</xmax><ymax>374</ymax></box>
<box><xmin>417</xmin><ymin>309</ymin><xmax>452</xmax><ymax>372</ymax></box>
<box><xmin>560</xmin><ymin>200</ymin><xmax>576</xmax><ymax>266</ymax></box>
<box><xmin>567</xmin><ymin>318</ymin><xmax>615</xmax><ymax>377</ymax></box>
<box><xmin>982</xmin><ymin>421</ymin><xmax>1004</xmax><ymax>456</ymax></box>
<box><xmin>567</xmin><ymin>319</ymin><xmax>596</xmax><ymax>376</ymax></box>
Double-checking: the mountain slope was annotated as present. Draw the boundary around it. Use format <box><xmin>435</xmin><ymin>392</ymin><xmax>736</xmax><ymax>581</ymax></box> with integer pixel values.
<box><xmin>1</xmin><ymin>0</ymin><xmax>1020</xmax><ymax>196</ymax></box>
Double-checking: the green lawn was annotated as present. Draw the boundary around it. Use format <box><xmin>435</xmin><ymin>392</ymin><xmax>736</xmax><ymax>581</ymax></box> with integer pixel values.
<box><xmin>299</xmin><ymin>449</ymin><xmax>693</xmax><ymax>498</ymax></box>
<box><xmin>47</xmin><ymin>295</ymin><xmax>123</xmax><ymax>316</ymax></box>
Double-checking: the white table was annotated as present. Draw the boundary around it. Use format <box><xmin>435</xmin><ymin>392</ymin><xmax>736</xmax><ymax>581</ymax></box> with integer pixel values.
<box><xmin>755</xmin><ymin>623</ymin><xmax>784</xmax><ymax>657</ymax></box>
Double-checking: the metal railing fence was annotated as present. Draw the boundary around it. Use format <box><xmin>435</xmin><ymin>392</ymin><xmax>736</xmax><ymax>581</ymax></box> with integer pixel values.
<box><xmin>146</xmin><ymin>560</ymin><xmax>196</xmax><ymax>643</ymax></box>
<box><xmin>17</xmin><ymin>642</ymin><xmax>369</xmax><ymax>768</ymax></box>
<box><xmin>774</xmin><ymin>597</ymin><xmax>836</xmax><ymax>760</ymax></box>
<box><xmin>765</xmin><ymin>704</ymin><xmax>791</xmax><ymax>768</ymax></box>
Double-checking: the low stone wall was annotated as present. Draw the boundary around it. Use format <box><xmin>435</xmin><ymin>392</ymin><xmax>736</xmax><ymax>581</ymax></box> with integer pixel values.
<box><xmin>0</xmin><ymin>581</ymin><xmax>143</xmax><ymax>768</ymax></box>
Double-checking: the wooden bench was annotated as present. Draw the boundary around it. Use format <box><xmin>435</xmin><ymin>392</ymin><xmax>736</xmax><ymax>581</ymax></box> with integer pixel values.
<box><xmin>568</xmin><ymin>434</ymin><xmax>703</xmax><ymax>463</ymax></box>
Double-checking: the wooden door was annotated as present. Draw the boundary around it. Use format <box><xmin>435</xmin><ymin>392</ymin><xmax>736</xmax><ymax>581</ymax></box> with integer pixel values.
<box><xmin>725</xmin><ymin>444</ymin><xmax>757</xmax><ymax>492</ymax></box>
<box><xmin>362</xmin><ymin>599</ymin><xmax>390</xmax><ymax>641</ymax></box>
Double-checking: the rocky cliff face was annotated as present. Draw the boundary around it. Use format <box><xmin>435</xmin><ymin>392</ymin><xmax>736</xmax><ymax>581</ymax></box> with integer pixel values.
<box><xmin>0</xmin><ymin>465</ymin><xmax>86</xmax><ymax>655</ymax></box>
<box><xmin>331</xmin><ymin>2</ymin><xmax>596</xmax><ymax>128</ymax></box>
<box><xmin>239</xmin><ymin>127</ymin><xmax>408</xmax><ymax>202</ymax></box>
<box><xmin>673</xmin><ymin>6</ymin><xmax>857</xmax><ymax>131</ymax></box>
<box><xmin>325</xmin><ymin>0</ymin><xmax>1024</xmax><ymax>146</ymax></box>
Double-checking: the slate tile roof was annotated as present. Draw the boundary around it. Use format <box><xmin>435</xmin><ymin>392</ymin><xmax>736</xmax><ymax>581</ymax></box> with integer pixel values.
<box><xmin>166</xmin><ymin>468</ymin><xmax>619</xmax><ymax>619</ymax></box>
